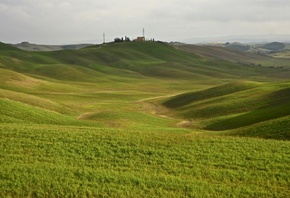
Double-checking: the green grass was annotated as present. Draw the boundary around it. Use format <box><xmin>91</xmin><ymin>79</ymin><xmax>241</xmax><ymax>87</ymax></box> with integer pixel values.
<box><xmin>1</xmin><ymin>124</ymin><xmax>290</xmax><ymax>197</ymax></box>
<box><xmin>227</xmin><ymin>115</ymin><xmax>290</xmax><ymax>140</ymax></box>
<box><xmin>1</xmin><ymin>41</ymin><xmax>290</xmax><ymax>197</ymax></box>
<box><xmin>0</xmin><ymin>98</ymin><xmax>97</xmax><ymax>126</ymax></box>
<box><xmin>162</xmin><ymin>80</ymin><xmax>290</xmax><ymax>140</ymax></box>
<box><xmin>205</xmin><ymin>98</ymin><xmax>290</xmax><ymax>131</ymax></box>
<box><xmin>2</xmin><ymin>41</ymin><xmax>289</xmax><ymax>83</ymax></box>
<box><xmin>163</xmin><ymin>81</ymin><xmax>260</xmax><ymax>108</ymax></box>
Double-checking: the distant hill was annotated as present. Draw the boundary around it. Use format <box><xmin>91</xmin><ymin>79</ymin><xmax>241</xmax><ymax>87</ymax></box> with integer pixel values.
<box><xmin>223</xmin><ymin>42</ymin><xmax>290</xmax><ymax>57</ymax></box>
<box><xmin>11</xmin><ymin>41</ymin><xmax>93</xmax><ymax>51</ymax></box>
<box><xmin>172</xmin><ymin>43</ymin><xmax>290</xmax><ymax>68</ymax></box>
<box><xmin>183</xmin><ymin>34</ymin><xmax>290</xmax><ymax>44</ymax></box>
<box><xmin>225</xmin><ymin>43</ymin><xmax>250</xmax><ymax>52</ymax></box>
<box><xmin>2</xmin><ymin>41</ymin><xmax>290</xmax><ymax>83</ymax></box>
<box><xmin>260</xmin><ymin>42</ymin><xmax>285</xmax><ymax>51</ymax></box>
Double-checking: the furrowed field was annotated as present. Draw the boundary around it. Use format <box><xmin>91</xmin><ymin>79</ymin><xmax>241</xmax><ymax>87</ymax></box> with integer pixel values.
<box><xmin>1</xmin><ymin>41</ymin><xmax>290</xmax><ymax>197</ymax></box>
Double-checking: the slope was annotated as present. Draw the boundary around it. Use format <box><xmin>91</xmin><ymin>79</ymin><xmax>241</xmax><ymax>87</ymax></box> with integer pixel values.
<box><xmin>173</xmin><ymin>44</ymin><xmax>290</xmax><ymax>68</ymax></box>
<box><xmin>162</xmin><ymin>81</ymin><xmax>290</xmax><ymax>140</ymax></box>
<box><xmin>2</xmin><ymin>41</ymin><xmax>289</xmax><ymax>83</ymax></box>
<box><xmin>0</xmin><ymin>98</ymin><xmax>96</xmax><ymax>126</ymax></box>
<box><xmin>1</xmin><ymin>41</ymin><xmax>290</xmax><ymax>134</ymax></box>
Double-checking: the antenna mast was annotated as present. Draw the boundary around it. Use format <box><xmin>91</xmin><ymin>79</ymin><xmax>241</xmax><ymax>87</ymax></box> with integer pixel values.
<box><xmin>103</xmin><ymin>33</ymin><xmax>105</xmax><ymax>44</ymax></box>
<box><xmin>143</xmin><ymin>28</ymin><xmax>145</xmax><ymax>37</ymax></box>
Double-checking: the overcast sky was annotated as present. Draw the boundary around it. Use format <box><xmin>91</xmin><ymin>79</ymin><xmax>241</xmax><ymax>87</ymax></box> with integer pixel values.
<box><xmin>1</xmin><ymin>0</ymin><xmax>290</xmax><ymax>44</ymax></box>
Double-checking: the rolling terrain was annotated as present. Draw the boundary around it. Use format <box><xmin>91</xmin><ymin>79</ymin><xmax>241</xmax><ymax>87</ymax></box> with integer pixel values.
<box><xmin>162</xmin><ymin>81</ymin><xmax>290</xmax><ymax>140</ymax></box>
<box><xmin>1</xmin><ymin>41</ymin><xmax>290</xmax><ymax>197</ymax></box>
<box><xmin>11</xmin><ymin>41</ymin><xmax>93</xmax><ymax>51</ymax></box>
<box><xmin>173</xmin><ymin>43</ymin><xmax>290</xmax><ymax>68</ymax></box>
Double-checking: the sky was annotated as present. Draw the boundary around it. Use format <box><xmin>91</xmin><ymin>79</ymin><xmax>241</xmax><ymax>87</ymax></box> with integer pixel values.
<box><xmin>1</xmin><ymin>0</ymin><xmax>290</xmax><ymax>44</ymax></box>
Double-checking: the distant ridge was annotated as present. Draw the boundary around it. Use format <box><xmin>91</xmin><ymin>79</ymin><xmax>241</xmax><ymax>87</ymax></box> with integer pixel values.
<box><xmin>11</xmin><ymin>41</ymin><xmax>93</xmax><ymax>51</ymax></box>
<box><xmin>183</xmin><ymin>34</ymin><xmax>290</xmax><ymax>44</ymax></box>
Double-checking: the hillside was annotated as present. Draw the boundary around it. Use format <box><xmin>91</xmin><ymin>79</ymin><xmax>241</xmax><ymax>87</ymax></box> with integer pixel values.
<box><xmin>1</xmin><ymin>41</ymin><xmax>290</xmax><ymax>126</ymax></box>
<box><xmin>2</xmin><ymin>41</ymin><xmax>290</xmax><ymax>132</ymax></box>
<box><xmin>2</xmin><ymin>41</ymin><xmax>290</xmax><ymax>81</ymax></box>
<box><xmin>162</xmin><ymin>81</ymin><xmax>290</xmax><ymax>140</ymax></box>
<box><xmin>173</xmin><ymin>43</ymin><xmax>290</xmax><ymax>68</ymax></box>
<box><xmin>1</xmin><ymin>41</ymin><xmax>290</xmax><ymax>197</ymax></box>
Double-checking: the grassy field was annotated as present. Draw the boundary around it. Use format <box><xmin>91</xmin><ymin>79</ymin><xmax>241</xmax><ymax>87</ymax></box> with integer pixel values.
<box><xmin>1</xmin><ymin>124</ymin><xmax>290</xmax><ymax>197</ymax></box>
<box><xmin>1</xmin><ymin>41</ymin><xmax>290</xmax><ymax>197</ymax></box>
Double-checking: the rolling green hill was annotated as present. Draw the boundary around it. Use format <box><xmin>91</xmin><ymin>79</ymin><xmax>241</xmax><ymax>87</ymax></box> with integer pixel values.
<box><xmin>1</xmin><ymin>40</ymin><xmax>290</xmax><ymax>138</ymax></box>
<box><xmin>1</xmin><ymin>41</ymin><xmax>290</xmax><ymax>197</ymax></box>
<box><xmin>162</xmin><ymin>81</ymin><xmax>290</xmax><ymax>140</ymax></box>
<box><xmin>2</xmin><ymin>41</ymin><xmax>290</xmax><ymax>81</ymax></box>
